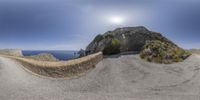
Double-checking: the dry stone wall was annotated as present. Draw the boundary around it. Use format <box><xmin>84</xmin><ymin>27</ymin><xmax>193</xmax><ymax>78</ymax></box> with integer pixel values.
<box><xmin>12</xmin><ymin>52</ymin><xmax>103</xmax><ymax>78</ymax></box>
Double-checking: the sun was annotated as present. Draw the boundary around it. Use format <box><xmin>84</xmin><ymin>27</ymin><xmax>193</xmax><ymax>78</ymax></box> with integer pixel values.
<box><xmin>109</xmin><ymin>16</ymin><xmax>125</xmax><ymax>25</ymax></box>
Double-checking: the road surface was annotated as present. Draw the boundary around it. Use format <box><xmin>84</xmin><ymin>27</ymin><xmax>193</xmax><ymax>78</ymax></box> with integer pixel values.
<box><xmin>1</xmin><ymin>54</ymin><xmax>200</xmax><ymax>100</ymax></box>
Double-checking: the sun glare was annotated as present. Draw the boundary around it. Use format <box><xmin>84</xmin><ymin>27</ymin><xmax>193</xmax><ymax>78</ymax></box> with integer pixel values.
<box><xmin>109</xmin><ymin>16</ymin><xmax>124</xmax><ymax>25</ymax></box>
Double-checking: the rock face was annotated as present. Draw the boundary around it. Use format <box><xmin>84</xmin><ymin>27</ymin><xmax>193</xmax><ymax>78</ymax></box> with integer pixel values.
<box><xmin>86</xmin><ymin>26</ymin><xmax>176</xmax><ymax>55</ymax></box>
<box><xmin>0</xmin><ymin>49</ymin><xmax>22</xmax><ymax>56</ymax></box>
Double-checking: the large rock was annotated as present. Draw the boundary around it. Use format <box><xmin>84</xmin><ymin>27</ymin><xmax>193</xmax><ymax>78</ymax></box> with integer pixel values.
<box><xmin>86</xmin><ymin>26</ymin><xmax>176</xmax><ymax>55</ymax></box>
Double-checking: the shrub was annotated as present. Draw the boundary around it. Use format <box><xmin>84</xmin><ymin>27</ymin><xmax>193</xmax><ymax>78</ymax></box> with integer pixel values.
<box><xmin>103</xmin><ymin>38</ymin><xmax>121</xmax><ymax>55</ymax></box>
<box><xmin>104</xmin><ymin>34</ymin><xmax>114</xmax><ymax>39</ymax></box>
<box><xmin>140</xmin><ymin>40</ymin><xmax>191</xmax><ymax>64</ymax></box>
<box><xmin>140</xmin><ymin>53</ymin><xmax>145</xmax><ymax>59</ymax></box>
<box><xmin>112</xmin><ymin>38</ymin><xmax>120</xmax><ymax>46</ymax></box>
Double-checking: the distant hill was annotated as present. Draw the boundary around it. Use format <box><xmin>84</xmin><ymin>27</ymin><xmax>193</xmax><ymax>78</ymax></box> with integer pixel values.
<box><xmin>0</xmin><ymin>49</ymin><xmax>22</xmax><ymax>56</ymax></box>
<box><xmin>188</xmin><ymin>49</ymin><xmax>200</xmax><ymax>54</ymax></box>
<box><xmin>25</xmin><ymin>53</ymin><xmax>59</xmax><ymax>61</ymax></box>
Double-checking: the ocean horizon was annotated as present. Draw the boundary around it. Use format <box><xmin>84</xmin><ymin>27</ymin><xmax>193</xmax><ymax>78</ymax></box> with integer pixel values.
<box><xmin>22</xmin><ymin>50</ymin><xmax>80</xmax><ymax>60</ymax></box>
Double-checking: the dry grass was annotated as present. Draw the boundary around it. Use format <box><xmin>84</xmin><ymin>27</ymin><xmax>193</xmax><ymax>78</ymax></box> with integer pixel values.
<box><xmin>2</xmin><ymin>52</ymin><xmax>103</xmax><ymax>78</ymax></box>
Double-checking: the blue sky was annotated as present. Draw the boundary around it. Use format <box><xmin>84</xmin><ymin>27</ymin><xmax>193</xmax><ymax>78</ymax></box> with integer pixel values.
<box><xmin>0</xmin><ymin>0</ymin><xmax>200</xmax><ymax>50</ymax></box>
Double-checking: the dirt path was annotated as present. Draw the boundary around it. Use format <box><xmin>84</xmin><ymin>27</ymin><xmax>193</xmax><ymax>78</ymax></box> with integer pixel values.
<box><xmin>1</xmin><ymin>54</ymin><xmax>200</xmax><ymax>100</ymax></box>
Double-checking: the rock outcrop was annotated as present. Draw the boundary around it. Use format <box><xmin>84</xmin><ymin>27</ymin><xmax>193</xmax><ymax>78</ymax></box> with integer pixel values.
<box><xmin>0</xmin><ymin>49</ymin><xmax>22</xmax><ymax>56</ymax></box>
<box><xmin>86</xmin><ymin>26</ymin><xmax>176</xmax><ymax>55</ymax></box>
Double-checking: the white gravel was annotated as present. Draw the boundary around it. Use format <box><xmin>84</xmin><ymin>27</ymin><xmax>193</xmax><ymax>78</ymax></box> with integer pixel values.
<box><xmin>1</xmin><ymin>54</ymin><xmax>200</xmax><ymax>100</ymax></box>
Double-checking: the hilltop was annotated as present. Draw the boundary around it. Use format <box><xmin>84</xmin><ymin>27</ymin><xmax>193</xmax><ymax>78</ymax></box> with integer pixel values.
<box><xmin>86</xmin><ymin>26</ymin><xmax>190</xmax><ymax>63</ymax></box>
<box><xmin>86</xmin><ymin>26</ymin><xmax>175</xmax><ymax>55</ymax></box>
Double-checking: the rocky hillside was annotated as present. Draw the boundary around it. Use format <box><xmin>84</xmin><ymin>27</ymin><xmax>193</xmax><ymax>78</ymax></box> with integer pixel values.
<box><xmin>25</xmin><ymin>53</ymin><xmax>59</xmax><ymax>61</ymax></box>
<box><xmin>140</xmin><ymin>40</ymin><xmax>191</xmax><ymax>64</ymax></box>
<box><xmin>0</xmin><ymin>49</ymin><xmax>22</xmax><ymax>56</ymax></box>
<box><xmin>86</xmin><ymin>26</ymin><xmax>176</xmax><ymax>55</ymax></box>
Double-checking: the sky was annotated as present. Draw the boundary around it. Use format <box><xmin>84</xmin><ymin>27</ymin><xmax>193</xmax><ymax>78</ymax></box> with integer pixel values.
<box><xmin>0</xmin><ymin>0</ymin><xmax>200</xmax><ymax>50</ymax></box>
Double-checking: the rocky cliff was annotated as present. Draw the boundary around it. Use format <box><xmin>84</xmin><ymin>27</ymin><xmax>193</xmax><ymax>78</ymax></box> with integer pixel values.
<box><xmin>0</xmin><ymin>49</ymin><xmax>22</xmax><ymax>56</ymax></box>
<box><xmin>86</xmin><ymin>26</ymin><xmax>176</xmax><ymax>55</ymax></box>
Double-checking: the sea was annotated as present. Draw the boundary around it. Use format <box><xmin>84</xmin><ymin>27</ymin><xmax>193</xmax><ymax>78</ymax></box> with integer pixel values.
<box><xmin>22</xmin><ymin>50</ymin><xmax>79</xmax><ymax>61</ymax></box>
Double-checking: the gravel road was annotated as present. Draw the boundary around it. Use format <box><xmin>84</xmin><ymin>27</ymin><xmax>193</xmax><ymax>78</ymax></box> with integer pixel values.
<box><xmin>1</xmin><ymin>54</ymin><xmax>200</xmax><ymax>100</ymax></box>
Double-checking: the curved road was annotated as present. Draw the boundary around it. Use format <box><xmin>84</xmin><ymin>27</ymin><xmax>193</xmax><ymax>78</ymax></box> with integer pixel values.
<box><xmin>1</xmin><ymin>54</ymin><xmax>200</xmax><ymax>100</ymax></box>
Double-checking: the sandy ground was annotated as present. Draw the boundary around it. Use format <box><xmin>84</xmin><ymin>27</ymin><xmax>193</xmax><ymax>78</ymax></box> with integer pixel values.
<box><xmin>1</xmin><ymin>54</ymin><xmax>200</xmax><ymax>100</ymax></box>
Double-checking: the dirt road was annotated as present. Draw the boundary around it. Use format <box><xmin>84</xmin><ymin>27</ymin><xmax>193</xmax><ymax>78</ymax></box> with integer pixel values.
<box><xmin>1</xmin><ymin>54</ymin><xmax>200</xmax><ymax>100</ymax></box>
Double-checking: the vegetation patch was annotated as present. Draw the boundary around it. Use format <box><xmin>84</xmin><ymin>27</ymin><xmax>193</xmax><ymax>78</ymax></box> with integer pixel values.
<box><xmin>140</xmin><ymin>40</ymin><xmax>191</xmax><ymax>64</ymax></box>
<box><xmin>104</xmin><ymin>34</ymin><xmax>114</xmax><ymax>39</ymax></box>
<box><xmin>103</xmin><ymin>38</ymin><xmax>121</xmax><ymax>55</ymax></box>
<box><xmin>92</xmin><ymin>33</ymin><xmax>121</xmax><ymax>55</ymax></box>
<box><xmin>25</xmin><ymin>53</ymin><xmax>59</xmax><ymax>61</ymax></box>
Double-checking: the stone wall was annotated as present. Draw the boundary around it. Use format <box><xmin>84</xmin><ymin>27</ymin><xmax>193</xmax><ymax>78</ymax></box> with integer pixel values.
<box><xmin>12</xmin><ymin>52</ymin><xmax>103</xmax><ymax>78</ymax></box>
<box><xmin>0</xmin><ymin>49</ymin><xmax>22</xmax><ymax>56</ymax></box>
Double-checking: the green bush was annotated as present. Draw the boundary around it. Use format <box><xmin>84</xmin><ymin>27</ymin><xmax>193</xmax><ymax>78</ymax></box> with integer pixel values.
<box><xmin>104</xmin><ymin>34</ymin><xmax>114</xmax><ymax>39</ymax></box>
<box><xmin>103</xmin><ymin>38</ymin><xmax>121</xmax><ymax>55</ymax></box>
<box><xmin>112</xmin><ymin>38</ymin><xmax>120</xmax><ymax>46</ymax></box>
